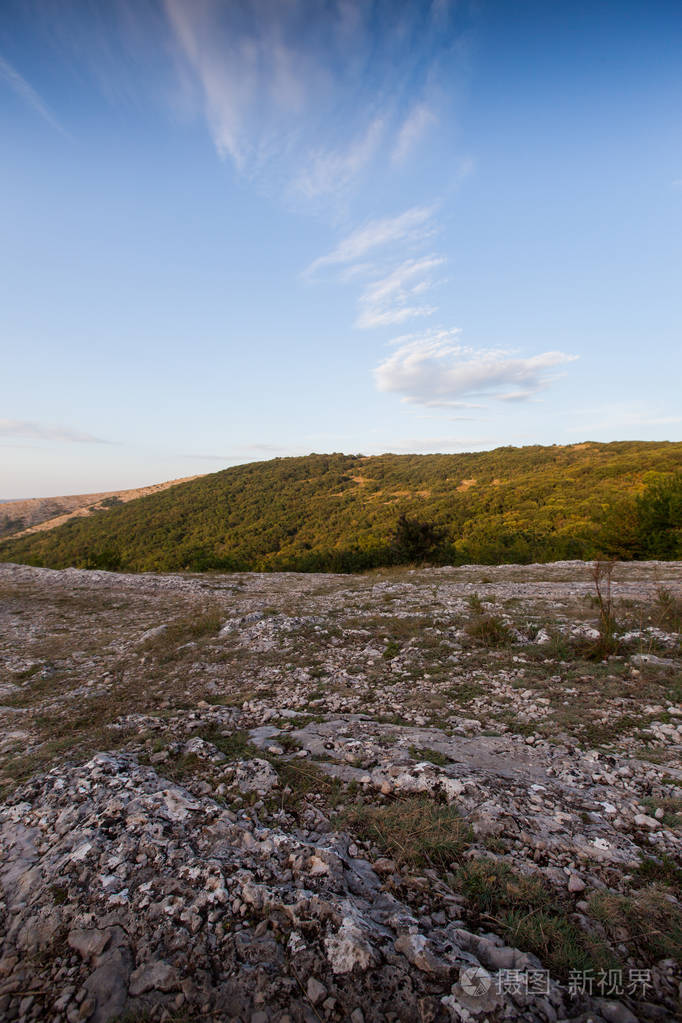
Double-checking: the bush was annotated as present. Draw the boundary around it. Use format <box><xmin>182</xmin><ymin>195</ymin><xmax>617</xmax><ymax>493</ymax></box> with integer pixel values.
<box><xmin>465</xmin><ymin>614</ymin><xmax>512</xmax><ymax>647</ymax></box>
<box><xmin>391</xmin><ymin>513</ymin><xmax>446</xmax><ymax>564</ymax></box>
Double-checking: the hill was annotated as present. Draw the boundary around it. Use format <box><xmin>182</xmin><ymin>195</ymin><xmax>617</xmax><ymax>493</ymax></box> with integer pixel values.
<box><xmin>1</xmin><ymin>442</ymin><xmax>680</xmax><ymax>572</ymax></box>
<box><xmin>0</xmin><ymin>476</ymin><xmax>202</xmax><ymax>541</ymax></box>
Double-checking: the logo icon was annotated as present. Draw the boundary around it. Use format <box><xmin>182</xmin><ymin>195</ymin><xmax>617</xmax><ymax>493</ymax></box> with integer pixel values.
<box><xmin>459</xmin><ymin>966</ymin><xmax>492</xmax><ymax>997</ymax></box>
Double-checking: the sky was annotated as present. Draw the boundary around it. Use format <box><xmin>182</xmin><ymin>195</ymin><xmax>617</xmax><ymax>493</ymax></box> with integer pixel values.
<box><xmin>1</xmin><ymin>0</ymin><xmax>681</xmax><ymax>498</ymax></box>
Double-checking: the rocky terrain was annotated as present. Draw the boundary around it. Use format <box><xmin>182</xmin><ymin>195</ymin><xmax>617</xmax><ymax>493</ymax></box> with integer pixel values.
<box><xmin>0</xmin><ymin>477</ymin><xmax>200</xmax><ymax>540</ymax></box>
<box><xmin>0</xmin><ymin>560</ymin><xmax>680</xmax><ymax>1023</ymax></box>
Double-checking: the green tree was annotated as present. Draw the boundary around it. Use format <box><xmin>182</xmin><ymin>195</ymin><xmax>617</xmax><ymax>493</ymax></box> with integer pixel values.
<box><xmin>391</xmin><ymin>513</ymin><xmax>446</xmax><ymax>564</ymax></box>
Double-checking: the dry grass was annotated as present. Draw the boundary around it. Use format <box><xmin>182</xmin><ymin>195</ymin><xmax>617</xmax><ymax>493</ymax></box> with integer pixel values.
<box><xmin>339</xmin><ymin>795</ymin><xmax>472</xmax><ymax>871</ymax></box>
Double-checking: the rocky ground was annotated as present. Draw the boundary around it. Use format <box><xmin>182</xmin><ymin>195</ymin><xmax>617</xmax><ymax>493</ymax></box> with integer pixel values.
<box><xmin>0</xmin><ymin>560</ymin><xmax>680</xmax><ymax>1023</ymax></box>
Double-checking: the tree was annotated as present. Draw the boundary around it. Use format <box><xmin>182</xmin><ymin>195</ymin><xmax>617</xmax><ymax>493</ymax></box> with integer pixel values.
<box><xmin>635</xmin><ymin>473</ymin><xmax>682</xmax><ymax>558</ymax></box>
<box><xmin>391</xmin><ymin>513</ymin><xmax>446</xmax><ymax>564</ymax></box>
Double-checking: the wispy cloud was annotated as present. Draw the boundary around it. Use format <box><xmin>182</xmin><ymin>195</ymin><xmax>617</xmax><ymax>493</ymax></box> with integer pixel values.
<box><xmin>162</xmin><ymin>0</ymin><xmax>466</xmax><ymax>201</ymax></box>
<box><xmin>0</xmin><ymin>419</ymin><xmax>109</xmax><ymax>444</ymax></box>
<box><xmin>0</xmin><ymin>55</ymin><xmax>68</xmax><ymax>136</ymax></box>
<box><xmin>305</xmin><ymin>204</ymin><xmax>437</xmax><ymax>277</ymax></box>
<box><xmin>392</xmin><ymin>103</ymin><xmax>437</xmax><ymax>165</ymax></box>
<box><xmin>374</xmin><ymin>331</ymin><xmax>578</xmax><ymax>407</ymax></box>
<box><xmin>295</xmin><ymin>117</ymin><xmax>385</xmax><ymax>200</ymax></box>
<box><xmin>355</xmin><ymin>255</ymin><xmax>445</xmax><ymax>329</ymax></box>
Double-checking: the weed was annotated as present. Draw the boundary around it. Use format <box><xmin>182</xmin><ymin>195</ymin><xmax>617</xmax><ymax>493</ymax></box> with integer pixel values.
<box><xmin>589</xmin><ymin>561</ymin><xmax>619</xmax><ymax>658</ymax></box>
<box><xmin>444</xmin><ymin>682</ymin><xmax>484</xmax><ymax>703</ymax></box>
<box><xmin>409</xmin><ymin>745</ymin><xmax>450</xmax><ymax>766</ymax></box>
<box><xmin>50</xmin><ymin>885</ymin><xmax>69</xmax><ymax>905</ymax></box>
<box><xmin>383</xmin><ymin>640</ymin><xmax>401</xmax><ymax>660</ymax></box>
<box><xmin>589</xmin><ymin>885</ymin><xmax>682</xmax><ymax>964</ymax></box>
<box><xmin>275</xmin><ymin>758</ymin><xmax>341</xmax><ymax>810</ymax></box>
<box><xmin>340</xmin><ymin>795</ymin><xmax>471</xmax><ymax>871</ymax></box>
<box><xmin>653</xmin><ymin>587</ymin><xmax>682</xmax><ymax>633</ymax></box>
<box><xmin>635</xmin><ymin>854</ymin><xmax>682</xmax><ymax>897</ymax></box>
<box><xmin>456</xmin><ymin>860</ymin><xmax>609</xmax><ymax>980</ymax></box>
<box><xmin>199</xmin><ymin>728</ymin><xmax>257</xmax><ymax>761</ymax></box>
<box><xmin>465</xmin><ymin>614</ymin><xmax>512</xmax><ymax>648</ymax></box>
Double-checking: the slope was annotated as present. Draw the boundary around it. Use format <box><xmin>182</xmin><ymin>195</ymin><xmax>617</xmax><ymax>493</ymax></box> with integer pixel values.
<box><xmin>0</xmin><ymin>476</ymin><xmax>202</xmax><ymax>540</ymax></box>
<box><xmin>1</xmin><ymin>442</ymin><xmax>680</xmax><ymax>572</ymax></box>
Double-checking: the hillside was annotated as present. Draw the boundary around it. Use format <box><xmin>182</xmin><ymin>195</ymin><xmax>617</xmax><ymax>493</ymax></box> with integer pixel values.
<box><xmin>1</xmin><ymin>441</ymin><xmax>680</xmax><ymax>572</ymax></box>
<box><xmin>0</xmin><ymin>476</ymin><xmax>201</xmax><ymax>540</ymax></box>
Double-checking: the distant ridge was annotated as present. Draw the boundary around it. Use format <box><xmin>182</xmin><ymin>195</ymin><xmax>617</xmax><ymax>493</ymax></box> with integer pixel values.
<box><xmin>0</xmin><ymin>476</ymin><xmax>202</xmax><ymax>541</ymax></box>
<box><xmin>1</xmin><ymin>442</ymin><xmax>680</xmax><ymax>571</ymax></box>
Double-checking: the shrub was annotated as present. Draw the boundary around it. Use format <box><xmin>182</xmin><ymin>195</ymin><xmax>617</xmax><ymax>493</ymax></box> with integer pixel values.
<box><xmin>391</xmin><ymin>513</ymin><xmax>446</xmax><ymax>564</ymax></box>
<box><xmin>465</xmin><ymin>614</ymin><xmax>512</xmax><ymax>647</ymax></box>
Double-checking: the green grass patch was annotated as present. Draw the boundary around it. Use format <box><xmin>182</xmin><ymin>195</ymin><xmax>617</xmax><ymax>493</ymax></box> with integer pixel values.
<box><xmin>339</xmin><ymin>795</ymin><xmax>472</xmax><ymax>871</ymax></box>
<box><xmin>409</xmin><ymin>745</ymin><xmax>450</xmax><ymax>766</ymax></box>
<box><xmin>465</xmin><ymin>614</ymin><xmax>512</xmax><ymax>648</ymax></box>
<box><xmin>456</xmin><ymin>860</ymin><xmax>609</xmax><ymax>980</ymax></box>
<box><xmin>589</xmin><ymin>885</ymin><xmax>682</xmax><ymax>965</ymax></box>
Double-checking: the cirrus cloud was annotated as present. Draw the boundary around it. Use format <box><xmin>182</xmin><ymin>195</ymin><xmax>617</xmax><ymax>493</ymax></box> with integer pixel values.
<box><xmin>0</xmin><ymin>419</ymin><xmax>110</xmax><ymax>444</ymax></box>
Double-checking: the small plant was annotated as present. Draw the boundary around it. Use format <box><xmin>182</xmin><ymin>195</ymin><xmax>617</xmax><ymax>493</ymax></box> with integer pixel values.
<box><xmin>456</xmin><ymin>861</ymin><xmax>608</xmax><ymax>979</ymax></box>
<box><xmin>590</xmin><ymin>560</ymin><xmax>618</xmax><ymax>657</ymax></box>
<box><xmin>383</xmin><ymin>639</ymin><xmax>401</xmax><ymax>660</ymax></box>
<box><xmin>340</xmin><ymin>795</ymin><xmax>471</xmax><ymax>870</ymax></box>
<box><xmin>465</xmin><ymin>614</ymin><xmax>512</xmax><ymax>648</ymax></box>
<box><xmin>50</xmin><ymin>885</ymin><xmax>69</xmax><ymax>905</ymax></box>
<box><xmin>635</xmin><ymin>854</ymin><xmax>682</xmax><ymax>897</ymax></box>
<box><xmin>653</xmin><ymin>587</ymin><xmax>682</xmax><ymax>633</ymax></box>
<box><xmin>275</xmin><ymin>758</ymin><xmax>341</xmax><ymax>810</ymax></box>
<box><xmin>467</xmin><ymin>593</ymin><xmax>484</xmax><ymax>613</ymax></box>
<box><xmin>589</xmin><ymin>885</ymin><xmax>682</xmax><ymax>964</ymax></box>
<box><xmin>409</xmin><ymin>745</ymin><xmax>450</xmax><ymax>766</ymax></box>
<box><xmin>200</xmin><ymin>728</ymin><xmax>257</xmax><ymax>761</ymax></box>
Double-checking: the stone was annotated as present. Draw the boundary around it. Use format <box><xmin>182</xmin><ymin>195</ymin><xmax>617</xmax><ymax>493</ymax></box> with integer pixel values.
<box><xmin>634</xmin><ymin>814</ymin><xmax>660</xmax><ymax>830</ymax></box>
<box><xmin>306</xmin><ymin>978</ymin><xmax>327</xmax><ymax>1005</ymax></box>
<box><xmin>567</xmin><ymin>874</ymin><xmax>586</xmax><ymax>893</ymax></box>
<box><xmin>83</xmin><ymin>946</ymin><xmax>131</xmax><ymax>1023</ymax></box>
<box><xmin>324</xmin><ymin>917</ymin><xmax>375</xmax><ymax>975</ymax></box>
<box><xmin>68</xmin><ymin>929</ymin><xmax>111</xmax><ymax>960</ymax></box>
<box><xmin>233</xmin><ymin>758</ymin><xmax>280</xmax><ymax>795</ymax></box>
<box><xmin>128</xmin><ymin>960</ymin><xmax>179</xmax><ymax>996</ymax></box>
<box><xmin>394</xmin><ymin>934</ymin><xmax>451</xmax><ymax>980</ymax></box>
<box><xmin>594</xmin><ymin>999</ymin><xmax>640</xmax><ymax>1023</ymax></box>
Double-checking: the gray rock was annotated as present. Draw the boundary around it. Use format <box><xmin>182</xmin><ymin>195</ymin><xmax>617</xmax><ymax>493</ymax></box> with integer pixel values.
<box><xmin>306</xmin><ymin>977</ymin><xmax>327</xmax><ymax>1005</ymax></box>
<box><xmin>128</xmin><ymin>960</ymin><xmax>179</xmax><ymax>996</ymax></box>
<box><xmin>83</xmin><ymin>946</ymin><xmax>131</xmax><ymax>1023</ymax></box>
<box><xmin>233</xmin><ymin>758</ymin><xmax>280</xmax><ymax>794</ymax></box>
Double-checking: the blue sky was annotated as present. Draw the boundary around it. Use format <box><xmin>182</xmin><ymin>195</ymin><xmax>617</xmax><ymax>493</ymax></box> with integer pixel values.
<box><xmin>1</xmin><ymin>0</ymin><xmax>681</xmax><ymax>498</ymax></box>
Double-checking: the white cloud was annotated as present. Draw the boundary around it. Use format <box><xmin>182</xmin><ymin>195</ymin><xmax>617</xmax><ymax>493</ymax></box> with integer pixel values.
<box><xmin>355</xmin><ymin>255</ymin><xmax>445</xmax><ymax>329</ymax></box>
<box><xmin>295</xmin><ymin>117</ymin><xmax>384</xmax><ymax>199</ymax></box>
<box><xmin>392</xmin><ymin>103</ymin><xmax>437</xmax><ymax>165</ymax></box>
<box><xmin>374</xmin><ymin>332</ymin><xmax>578</xmax><ymax>406</ymax></box>
<box><xmin>162</xmin><ymin>0</ymin><xmax>463</xmax><ymax>201</ymax></box>
<box><xmin>0</xmin><ymin>419</ymin><xmax>108</xmax><ymax>444</ymax></box>
<box><xmin>305</xmin><ymin>205</ymin><xmax>437</xmax><ymax>277</ymax></box>
<box><xmin>0</xmin><ymin>55</ymin><xmax>68</xmax><ymax>136</ymax></box>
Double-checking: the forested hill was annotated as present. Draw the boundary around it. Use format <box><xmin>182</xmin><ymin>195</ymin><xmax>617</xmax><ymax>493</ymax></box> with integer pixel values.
<box><xmin>1</xmin><ymin>442</ymin><xmax>680</xmax><ymax>572</ymax></box>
